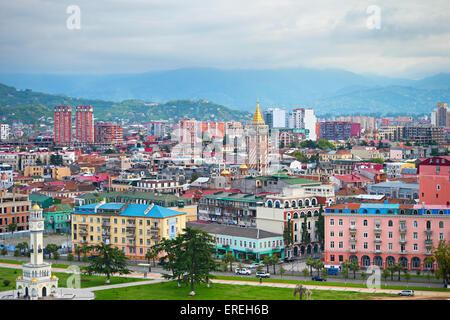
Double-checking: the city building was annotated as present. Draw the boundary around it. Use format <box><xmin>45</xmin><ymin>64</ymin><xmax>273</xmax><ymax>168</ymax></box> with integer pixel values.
<box><xmin>289</xmin><ymin>108</ymin><xmax>317</xmax><ymax>140</ymax></box>
<box><xmin>147</xmin><ymin>121</ymin><xmax>168</xmax><ymax>137</ymax></box>
<box><xmin>263</xmin><ymin>108</ymin><xmax>287</xmax><ymax>129</ymax></box>
<box><xmin>336</xmin><ymin>116</ymin><xmax>377</xmax><ymax>131</ymax></box>
<box><xmin>54</xmin><ymin>105</ymin><xmax>72</xmax><ymax>145</ymax></box>
<box><xmin>368</xmin><ymin>181</ymin><xmax>420</xmax><ymax>200</ymax></box>
<box><xmin>94</xmin><ymin>122</ymin><xmax>123</xmax><ymax>145</ymax></box>
<box><xmin>430</xmin><ymin>102</ymin><xmax>449</xmax><ymax>127</ymax></box>
<box><xmin>0</xmin><ymin>124</ymin><xmax>10</xmax><ymax>141</ymax></box>
<box><xmin>0</xmin><ymin>189</ymin><xmax>31</xmax><ymax>234</ymax></box>
<box><xmin>75</xmin><ymin>105</ymin><xmax>94</xmax><ymax>144</ymax></box>
<box><xmin>71</xmin><ymin>201</ymin><xmax>187</xmax><ymax>259</ymax></box>
<box><xmin>187</xmin><ymin>221</ymin><xmax>284</xmax><ymax>262</ymax></box>
<box><xmin>316</xmin><ymin>121</ymin><xmax>361</xmax><ymax>141</ymax></box>
<box><xmin>323</xmin><ymin>202</ymin><xmax>449</xmax><ymax>270</ymax></box>
<box><xmin>418</xmin><ymin>156</ymin><xmax>450</xmax><ymax>206</ymax></box>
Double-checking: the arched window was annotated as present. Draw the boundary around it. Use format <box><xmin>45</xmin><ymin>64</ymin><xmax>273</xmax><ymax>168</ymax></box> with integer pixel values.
<box><xmin>411</xmin><ymin>257</ymin><xmax>421</xmax><ymax>268</ymax></box>
<box><xmin>426</xmin><ymin>221</ymin><xmax>431</xmax><ymax>229</ymax></box>
<box><xmin>388</xmin><ymin>220</ymin><xmax>393</xmax><ymax>227</ymax></box>
<box><xmin>267</xmin><ymin>200</ymin><xmax>273</xmax><ymax>208</ymax></box>
<box><xmin>376</xmin><ymin>209</ymin><xmax>381</xmax><ymax>214</ymax></box>
<box><xmin>298</xmin><ymin>200</ymin><xmax>303</xmax><ymax>207</ymax></box>
<box><xmin>426</xmin><ymin>210</ymin><xmax>431</xmax><ymax>215</ymax></box>
<box><xmin>374</xmin><ymin>256</ymin><xmax>383</xmax><ymax>267</ymax></box>
<box><xmin>311</xmin><ymin>198</ymin><xmax>317</xmax><ymax>206</ymax></box>
<box><xmin>293</xmin><ymin>212</ymin><xmax>299</xmax><ymax>219</ymax></box>
<box><xmin>307</xmin><ymin>211</ymin><xmax>312</xmax><ymax>217</ymax></box>
<box><xmin>439</xmin><ymin>221</ymin><xmax>444</xmax><ymax>228</ymax></box>
<box><xmin>284</xmin><ymin>201</ymin><xmax>290</xmax><ymax>208</ymax></box>
<box><xmin>275</xmin><ymin>201</ymin><xmax>281</xmax><ymax>208</ymax></box>
<box><xmin>305</xmin><ymin>199</ymin><xmax>310</xmax><ymax>207</ymax></box>
<box><xmin>291</xmin><ymin>200</ymin><xmax>297</xmax><ymax>208</ymax></box>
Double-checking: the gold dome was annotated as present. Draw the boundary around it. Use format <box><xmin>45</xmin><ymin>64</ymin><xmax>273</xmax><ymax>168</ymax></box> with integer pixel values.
<box><xmin>220</xmin><ymin>169</ymin><xmax>231</xmax><ymax>175</ymax></box>
<box><xmin>51</xmin><ymin>275</ymin><xmax>57</xmax><ymax>280</ymax></box>
<box><xmin>32</xmin><ymin>204</ymin><xmax>41</xmax><ymax>210</ymax></box>
<box><xmin>251</xmin><ymin>100</ymin><xmax>265</xmax><ymax>124</ymax></box>
<box><xmin>31</xmin><ymin>278</ymin><xmax>37</xmax><ymax>283</ymax></box>
<box><xmin>17</xmin><ymin>276</ymin><xmax>23</xmax><ymax>280</ymax></box>
<box><xmin>239</xmin><ymin>164</ymin><xmax>248</xmax><ymax>169</ymax></box>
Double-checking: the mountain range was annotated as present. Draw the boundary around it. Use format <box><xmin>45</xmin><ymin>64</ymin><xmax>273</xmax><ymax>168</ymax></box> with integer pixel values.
<box><xmin>0</xmin><ymin>68</ymin><xmax>449</xmax><ymax>118</ymax></box>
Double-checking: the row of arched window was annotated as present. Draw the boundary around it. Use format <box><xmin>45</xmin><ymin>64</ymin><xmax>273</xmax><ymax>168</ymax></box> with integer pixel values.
<box><xmin>266</xmin><ymin>198</ymin><xmax>318</xmax><ymax>208</ymax></box>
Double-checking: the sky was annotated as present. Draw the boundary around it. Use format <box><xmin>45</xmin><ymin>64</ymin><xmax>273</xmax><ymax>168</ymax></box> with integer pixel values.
<box><xmin>0</xmin><ymin>0</ymin><xmax>449</xmax><ymax>78</ymax></box>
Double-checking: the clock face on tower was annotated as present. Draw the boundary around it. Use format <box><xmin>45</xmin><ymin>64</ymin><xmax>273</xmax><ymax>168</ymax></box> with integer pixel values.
<box><xmin>37</xmin><ymin>222</ymin><xmax>43</xmax><ymax>229</ymax></box>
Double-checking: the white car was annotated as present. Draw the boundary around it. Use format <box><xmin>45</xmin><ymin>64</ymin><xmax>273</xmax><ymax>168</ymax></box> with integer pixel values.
<box><xmin>235</xmin><ymin>268</ymin><xmax>252</xmax><ymax>275</ymax></box>
<box><xmin>247</xmin><ymin>263</ymin><xmax>260</xmax><ymax>269</ymax></box>
<box><xmin>256</xmin><ymin>271</ymin><xmax>270</xmax><ymax>278</ymax></box>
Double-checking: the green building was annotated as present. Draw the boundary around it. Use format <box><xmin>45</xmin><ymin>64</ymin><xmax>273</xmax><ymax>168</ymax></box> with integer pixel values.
<box><xmin>43</xmin><ymin>203</ymin><xmax>72</xmax><ymax>234</ymax></box>
<box><xmin>29</xmin><ymin>194</ymin><xmax>53</xmax><ymax>209</ymax></box>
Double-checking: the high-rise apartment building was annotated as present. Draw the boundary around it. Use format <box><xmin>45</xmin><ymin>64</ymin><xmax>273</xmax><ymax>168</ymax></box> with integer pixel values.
<box><xmin>54</xmin><ymin>105</ymin><xmax>72</xmax><ymax>145</ymax></box>
<box><xmin>0</xmin><ymin>124</ymin><xmax>10</xmax><ymax>141</ymax></box>
<box><xmin>316</xmin><ymin>121</ymin><xmax>361</xmax><ymax>141</ymax></box>
<box><xmin>94</xmin><ymin>122</ymin><xmax>123</xmax><ymax>145</ymax></box>
<box><xmin>430</xmin><ymin>102</ymin><xmax>449</xmax><ymax>127</ymax></box>
<box><xmin>289</xmin><ymin>108</ymin><xmax>317</xmax><ymax>140</ymax></box>
<box><xmin>263</xmin><ymin>108</ymin><xmax>287</xmax><ymax>129</ymax></box>
<box><xmin>75</xmin><ymin>105</ymin><xmax>94</xmax><ymax>144</ymax></box>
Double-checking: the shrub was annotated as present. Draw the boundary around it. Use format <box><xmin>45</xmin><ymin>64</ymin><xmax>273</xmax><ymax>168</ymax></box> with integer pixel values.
<box><xmin>3</xmin><ymin>280</ymin><xmax>10</xmax><ymax>287</ymax></box>
<box><xmin>53</xmin><ymin>252</ymin><xmax>60</xmax><ymax>260</ymax></box>
<box><xmin>14</xmin><ymin>249</ymin><xmax>21</xmax><ymax>257</ymax></box>
<box><xmin>67</xmin><ymin>253</ymin><xmax>74</xmax><ymax>261</ymax></box>
<box><xmin>0</xmin><ymin>247</ymin><xmax>7</xmax><ymax>255</ymax></box>
<box><xmin>302</xmin><ymin>268</ymin><xmax>310</xmax><ymax>277</ymax></box>
<box><xmin>82</xmin><ymin>255</ymin><xmax>89</xmax><ymax>262</ymax></box>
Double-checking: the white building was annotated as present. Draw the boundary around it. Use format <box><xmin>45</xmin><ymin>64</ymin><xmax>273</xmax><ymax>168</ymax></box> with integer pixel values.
<box><xmin>289</xmin><ymin>108</ymin><xmax>317</xmax><ymax>140</ymax></box>
<box><xmin>0</xmin><ymin>124</ymin><xmax>10</xmax><ymax>141</ymax></box>
<box><xmin>263</xmin><ymin>108</ymin><xmax>287</xmax><ymax>128</ymax></box>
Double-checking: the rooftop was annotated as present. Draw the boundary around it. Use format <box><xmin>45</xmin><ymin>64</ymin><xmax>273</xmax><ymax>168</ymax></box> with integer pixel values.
<box><xmin>187</xmin><ymin>221</ymin><xmax>282</xmax><ymax>239</ymax></box>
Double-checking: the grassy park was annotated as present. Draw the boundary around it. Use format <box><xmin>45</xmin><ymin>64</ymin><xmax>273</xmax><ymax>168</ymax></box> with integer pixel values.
<box><xmin>93</xmin><ymin>280</ymin><xmax>397</xmax><ymax>300</ymax></box>
<box><xmin>0</xmin><ymin>267</ymin><xmax>146</xmax><ymax>292</ymax></box>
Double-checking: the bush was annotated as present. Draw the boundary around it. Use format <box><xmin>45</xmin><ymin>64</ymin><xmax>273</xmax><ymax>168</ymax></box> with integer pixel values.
<box><xmin>302</xmin><ymin>268</ymin><xmax>310</xmax><ymax>277</ymax></box>
<box><xmin>0</xmin><ymin>247</ymin><xmax>7</xmax><ymax>255</ymax></box>
<box><xmin>14</xmin><ymin>249</ymin><xmax>21</xmax><ymax>257</ymax></box>
<box><xmin>3</xmin><ymin>280</ymin><xmax>10</xmax><ymax>287</ymax></box>
<box><xmin>416</xmin><ymin>270</ymin><xmax>421</xmax><ymax>276</ymax></box>
<box><xmin>67</xmin><ymin>253</ymin><xmax>74</xmax><ymax>261</ymax></box>
<box><xmin>53</xmin><ymin>252</ymin><xmax>60</xmax><ymax>260</ymax></box>
<box><xmin>82</xmin><ymin>255</ymin><xmax>89</xmax><ymax>262</ymax></box>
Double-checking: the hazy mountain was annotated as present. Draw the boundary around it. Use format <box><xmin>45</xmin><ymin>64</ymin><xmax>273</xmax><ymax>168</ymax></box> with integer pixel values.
<box><xmin>0</xmin><ymin>68</ymin><xmax>449</xmax><ymax>115</ymax></box>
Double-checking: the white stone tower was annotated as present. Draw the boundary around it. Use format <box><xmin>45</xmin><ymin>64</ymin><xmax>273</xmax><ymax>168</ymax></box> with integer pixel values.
<box><xmin>16</xmin><ymin>204</ymin><xmax>58</xmax><ymax>299</ymax></box>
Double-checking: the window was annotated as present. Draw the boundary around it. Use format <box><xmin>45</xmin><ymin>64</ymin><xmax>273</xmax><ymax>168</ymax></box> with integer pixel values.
<box><xmin>339</xmin><ymin>231</ymin><xmax>343</xmax><ymax>237</ymax></box>
<box><xmin>439</xmin><ymin>221</ymin><xmax>444</xmax><ymax>228</ymax></box>
<box><xmin>413</xmin><ymin>221</ymin><xmax>418</xmax><ymax>228</ymax></box>
<box><xmin>330</xmin><ymin>219</ymin><xmax>334</xmax><ymax>226</ymax></box>
<box><xmin>437</xmin><ymin>184</ymin><xmax>440</xmax><ymax>190</ymax></box>
<box><xmin>330</xmin><ymin>230</ymin><xmax>334</xmax><ymax>237</ymax></box>
<box><xmin>388</xmin><ymin>220</ymin><xmax>393</xmax><ymax>227</ymax></box>
<box><xmin>330</xmin><ymin>255</ymin><xmax>335</xmax><ymax>262</ymax></box>
<box><xmin>330</xmin><ymin>241</ymin><xmax>335</xmax><ymax>249</ymax></box>
<box><xmin>388</xmin><ymin>243</ymin><xmax>393</xmax><ymax>250</ymax></box>
<box><xmin>338</xmin><ymin>219</ymin><xmax>343</xmax><ymax>226</ymax></box>
<box><xmin>363</xmin><ymin>220</ymin><xmax>368</xmax><ymax>226</ymax></box>
<box><xmin>440</xmin><ymin>233</ymin><xmax>444</xmax><ymax>240</ymax></box>
<box><xmin>388</xmin><ymin>231</ymin><xmax>393</xmax><ymax>239</ymax></box>
<box><xmin>339</xmin><ymin>255</ymin><xmax>343</xmax><ymax>262</ymax></box>
<box><xmin>364</xmin><ymin>242</ymin><xmax>368</xmax><ymax>249</ymax></box>
<box><xmin>413</xmin><ymin>244</ymin><xmax>418</xmax><ymax>251</ymax></box>
<box><xmin>413</xmin><ymin>232</ymin><xmax>418</xmax><ymax>239</ymax></box>
<box><xmin>338</xmin><ymin>242</ymin><xmax>343</xmax><ymax>249</ymax></box>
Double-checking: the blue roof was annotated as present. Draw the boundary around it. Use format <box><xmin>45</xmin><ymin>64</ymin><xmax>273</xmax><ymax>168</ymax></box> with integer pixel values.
<box><xmin>100</xmin><ymin>203</ymin><xmax>125</xmax><ymax>210</ymax></box>
<box><xmin>148</xmin><ymin>205</ymin><xmax>185</xmax><ymax>218</ymax></box>
<box><xmin>360</xmin><ymin>203</ymin><xmax>400</xmax><ymax>209</ymax></box>
<box><xmin>74</xmin><ymin>202</ymin><xmax>184</xmax><ymax>218</ymax></box>
<box><xmin>121</xmin><ymin>204</ymin><xmax>152</xmax><ymax>217</ymax></box>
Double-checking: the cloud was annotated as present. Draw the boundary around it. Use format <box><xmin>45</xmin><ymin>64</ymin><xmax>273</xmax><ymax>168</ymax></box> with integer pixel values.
<box><xmin>0</xmin><ymin>0</ymin><xmax>449</xmax><ymax>78</ymax></box>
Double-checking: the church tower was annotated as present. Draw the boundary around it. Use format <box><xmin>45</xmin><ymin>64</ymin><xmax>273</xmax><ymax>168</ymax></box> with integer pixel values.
<box><xmin>246</xmin><ymin>100</ymin><xmax>269</xmax><ymax>175</ymax></box>
<box><xmin>16</xmin><ymin>204</ymin><xmax>58</xmax><ymax>299</ymax></box>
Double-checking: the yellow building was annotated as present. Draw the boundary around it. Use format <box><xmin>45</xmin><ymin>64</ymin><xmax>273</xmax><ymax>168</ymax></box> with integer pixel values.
<box><xmin>51</xmin><ymin>167</ymin><xmax>71</xmax><ymax>180</ymax></box>
<box><xmin>24</xmin><ymin>166</ymin><xmax>43</xmax><ymax>177</ymax></box>
<box><xmin>80</xmin><ymin>167</ymin><xmax>96</xmax><ymax>174</ymax></box>
<box><xmin>319</xmin><ymin>150</ymin><xmax>353</xmax><ymax>162</ymax></box>
<box><xmin>172</xmin><ymin>205</ymin><xmax>197</xmax><ymax>222</ymax></box>
<box><xmin>72</xmin><ymin>202</ymin><xmax>186</xmax><ymax>259</ymax></box>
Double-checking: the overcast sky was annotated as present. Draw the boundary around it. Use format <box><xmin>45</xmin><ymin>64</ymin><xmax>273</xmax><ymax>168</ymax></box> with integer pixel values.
<box><xmin>0</xmin><ymin>0</ymin><xmax>449</xmax><ymax>78</ymax></box>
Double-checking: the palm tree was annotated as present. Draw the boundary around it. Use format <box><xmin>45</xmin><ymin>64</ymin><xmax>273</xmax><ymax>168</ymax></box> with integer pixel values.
<box><xmin>387</xmin><ymin>262</ymin><xmax>396</xmax><ymax>281</ymax></box>
<box><xmin>349</xmin><ymin>259</ymin><xmax>360</xmax><ymax>279</ymax></box>
<box><xmin>270</xmin><ymin>255</ymin><xmax>279</xmax><ymax>275</ymax></box>
<box><xmin>306</xmin><ymin>257</ymin><xmax>315</xmax><ymax>275</ymax></box>
<box><xmin>263</xmin><ymin>255</ymin><xmax>271</xmax><ymax>273</ymax></box>
<box><xmin>279</xmin><ymin>265</ymin><xmax>286</xmax><ymax>279</ymax></box>
<box><xmin>221</xmin><ymin>253</ymin><xmax>236</xmax><ymax>272</ymax></box>
<box><xmin>75</xmin><ymin>246</ymin><xmax>83</xmax><ymax>261</ymax></box>
<box><xmin>395</xmin><ymin>262</ymin><xmax>404</xmax><ymax>281</ymax></box>
<box><xmin>293</xmin><ymin>284</ymin><xmax>308</xmax><ymax>301</ymax></box>
<box><xmin>145</xmin><ymin>248</ymin><xmax>158</xmax><ymax>272</ymax></box>
<box><xmin>313</xmin><ymin>259</ymin><xmax>324</xmax><ymax>277</ymax></box>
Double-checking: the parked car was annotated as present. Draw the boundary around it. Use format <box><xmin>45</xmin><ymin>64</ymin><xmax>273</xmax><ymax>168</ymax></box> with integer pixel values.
<box><xmin>398</xmin><ymin>290</ymin><xmax>414</xmax><ymax>296</ymax></box>
<box><xmin>311</xmin><ymin>276</ymin><xmax>327</xmax><ymax>281</ymax></box>
<box><xmin>235</xmin><ymin>268</ymin><xmax>252</xmax><ymax>275</ymax></box>
<box><xmin>247</xmin><ymin>263</ymin><xmax>259</xmax><ymax>269</ymax></box>
<box><xmin>157</xmin><ymin>260</ymin><xmax>168</xmax><ymax>266</ymax></box>
<box><xmin>327</xmin><ymin>267</ymin><xmax>339</xmax><ymax>275</ymax></box>
<box><xmin>256</xmin><ymin>272</ymin><xmax>270</xmax><ymax>278</ymax></box>
<box><xmin>88</xmin><ymin>255</ymin><xmax>99</xmax><ymax>261</ymax></box>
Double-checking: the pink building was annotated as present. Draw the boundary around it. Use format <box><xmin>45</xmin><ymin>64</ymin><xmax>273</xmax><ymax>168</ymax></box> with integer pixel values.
<box><xmin>418</xmin><ymin>156</ymin><xmax>450</xmax><ymax>206</ymax></box>
<box><xmin>324</xmin><ymin>202</ymin><xmax>449</xmax><ymax>270</ymax></box>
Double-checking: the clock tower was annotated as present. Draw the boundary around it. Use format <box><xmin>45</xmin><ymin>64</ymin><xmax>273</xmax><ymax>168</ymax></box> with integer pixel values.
<box><xmin>16</xmin><ymin>204</ymin><xmax>58</xmax><ymax>299</ymax></box>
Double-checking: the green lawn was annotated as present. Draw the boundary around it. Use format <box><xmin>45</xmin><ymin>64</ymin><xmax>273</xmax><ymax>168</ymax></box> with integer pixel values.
<box><xmin>94</xmin><ymin>280</ymin><xmax>397</xmax><ymax>300</ymax></box>
<box><xmin>0</xmin><ymin>267</ymin><xmax>145</xmax><ymax>291</ymax></box>
<box><xmin>215</xmin><ymin>275</ymin><xmax>449</xmax><ymax>292</ymax></box>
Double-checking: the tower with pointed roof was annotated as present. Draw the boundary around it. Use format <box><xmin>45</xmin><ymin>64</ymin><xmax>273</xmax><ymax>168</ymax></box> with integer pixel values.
<box><xmin>16</xmin><ymin>204</ymin><xmax>58</xmax><ymax>299</ymax></box>
<box><xmin>246</xmin><ymin>100</ymin><xmax>269</xmax><ymax>175</ymax></box>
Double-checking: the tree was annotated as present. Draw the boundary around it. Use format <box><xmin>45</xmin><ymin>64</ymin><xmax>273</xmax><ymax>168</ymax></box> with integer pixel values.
<box><xmin>382</xmin><ymin>268</ymin><xmax>390</xmax><ymax>285</ymax></box>
<box><xmin>270</xmin><ymin>255</ymin><xmax>279</xmax><ymax>275</ymax></box>
<box><xmin>279</xmin><ymin>265</ymin><xmax>286</xmax><ymax>279</ymax></box>
<box><xmin>155</xmin><ymin>237</ymin><xmax>184</xmax><ymax>286</ymax></box>
<box><xmin>387</xmin><ymin>262</ymin><xmax>396</xmax><ymax>281</ymax></box>
<box><xmin>263</xmin><ymin>255</ymin><xmax>271</xmax><ymax>273</ymax></box>
<box><xmin>293</xmin><ymin>284</ymin><xmax>310</xmax><ymax>300</ymax></box>
<box><xmin>372</xmin><ymin>158</ymin><xmax>384</xmax><ymax>164</ymax></box>
<box><xmin>45</xmin><ymin>244</ymin><xmax>58</xmax><ymax>259</ymax></box>
<box><xmin>190</xmin><ymin>172</ymin><xmax>199</xmax><ymax>183</ymax></box>
<box><xmin>50</xmin><ymin>154</ymin><xmax>63</xmax><ymax>166</ymax></box>
<box><xmin>341</xmin><ymin>259</ymin><xmax>350</xmax><ymax>282</ymax></box>
<box><xmin>316</xmin><ymin>205</ymin><xmax>325</xmax><ymax>244</ymax></box>
<box><xmin>349</xmin><ymin>259</ymin><xmax>360</xmax><ymax>279</ymax></box>
<box><xmin>75</xmin><ymin>246</ymin><xmax>83</xmax><ymax>261</ymax></box>
<box><xmin>313</xmin><ymin>259</ymin><xmax>324</xmax><ymax>277</ymax></box>
<box><xmin>35</xmin><ymin>157</ymin><xmax>42</xmax><ymax>166</ymax></box>
<box><xmin>0</xmin><ymin>247</ymin><xmax>7</xmax><ymax>256</ymax></box>
<box><xmin>302</xmin><ymin>268</ymin><xmax>309</xmax><ymax>277</ymax></box>
<box><xmin>403</xmin><ymin>269</ymin><xmax>411</xmax><ymax>287</ymax></box>
<box><xmin>394</xmin><ymin>262</ymin><xmax>404</xmax><ymax>281</ymax></box>
<box><xmin>221</xmin><ymin>253</ymin><xmax>236</xmax><ymax>272</ymax></box>
<box><xmin>7</xmin><ymin>223</ymin><xmax>17</xmax><ymax>238</ymax></box>
<box><xmin>176</xmin><ymin>228</ymin><xmax>217</xmax><ymax>296</ymax></box>
<box><xmin>306</xmin><ymin>257</ymin><xmax>315</xmax><ymax>275</ymax></box>
<box><xmin>433</xmin><ymin>240</ymin><xmax>450</xmax><ymax>287</ymax></box>
<box><xmin>360</xmin><ymin>272</ymin><xmax>367</xmax><ymax>281</ymax></box>
<box><xmin>16</xmin><ymin>242</ymin><xmax>28</xmax><ymax>256</ymax></box>
<box><xmin>256</xmin><ymin>264</ymin><xmax>264</xmax><ymax>273</ymax></box>
<box><xmin>301</xmin><ymin>216</ymin><xmax>310</xmax><ymax>244</ymax></box>
<box><xmin>145</xmin><ymin>248</ymin><xmax>158</xmax><ymax>272</ymax></box>
<box><xmin>283</xmin><ymin>220</ymin><xmax>294</xmax><ymax>257</ymax></box>
<box><xmin>85</xmin><ymin>243</ymin><xmax>131</xmax><ymax>284</ymax></box>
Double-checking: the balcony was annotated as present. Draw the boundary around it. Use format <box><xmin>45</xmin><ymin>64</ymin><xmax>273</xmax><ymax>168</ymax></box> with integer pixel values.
<box><xmin>151</xmin><ymin>235</ymin><xmax>159</xmax><ymax>240</ymax></box>
<box><xmin>425</xmin><ymin>239</ymin><xmax>433</xmax><ymax>247</ymax></box>
<box><xmin>399</xmin><ymin>226</ymin><xmax>407</xmax><ymax>234</ymax></box>
<box><xmin>349</xmin><ymin>238</ymin><xmax>357</xmax><ymax>244</ymax></box>
<box><xmin>126</xmin><ymin>234</ymin><xmax>135</xmax><ymax>239</ymax></box>
<box><xmin>399</xmin><ymin>239</ymin><xmax>407</xmax><ymax>245</ymax></box>
<box><xmin>102</xmin><ymin>221</ymin><xmax>110</xmax><ymax>227</ymax></box>
<box><xmin>375</xmin><ymin>248</ymin><xmax>381</xmax><ymax>253</ymax></box>
<box><xmin>102</xmin><ymin>231</ymin><xmax>110</xmax><ymax>236</ymax></box>
<box><xmin>374</xmin><ymin>238</ymin><xmax>382</xmax><ymax>244</ymax></box>
<box><xmin>374</xmin><ymin>226</ymin><xmax>382</xmax><ymax>234</ymax></box>
<box><xmin>79</xmin><ymin>230</ymin><xmax>88</xmax><ymax>236</ymax></box>
<box><xmin>126</xmin><ymin>224</ymin><xmax>136</xmax><ymax>228</ymax></box>
<box><xmin>425</xmin><ymin>229</ymin><xmax>432</xmax><ymax>236</ymax></box>
<box><xmin>349</xmin><ymin>247</ymin><xmax>357</xmax><ymax>253</ymax></box>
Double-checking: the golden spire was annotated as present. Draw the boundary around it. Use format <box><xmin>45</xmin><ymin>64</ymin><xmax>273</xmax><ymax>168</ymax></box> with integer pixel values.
<box><xmin>252</xmin><ymin>99</ymin><xmax>265</xmax><ymax>124</ymax></box>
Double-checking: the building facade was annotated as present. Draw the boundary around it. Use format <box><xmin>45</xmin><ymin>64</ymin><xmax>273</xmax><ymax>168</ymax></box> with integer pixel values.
<box><xmin>54</xmin><ymin>105</ymin><xmax>72</xmax><ymax>145</ymax></box>
<box><xmin>94</xmin><ymin>122</ymin><xmax>123</xmax><ymax>145</ymax></box>
<box><xmin>75</xmin><ymin>105</ymin><xmax>94</xmax><ymax>144</ymax></box>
